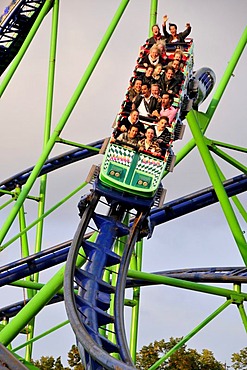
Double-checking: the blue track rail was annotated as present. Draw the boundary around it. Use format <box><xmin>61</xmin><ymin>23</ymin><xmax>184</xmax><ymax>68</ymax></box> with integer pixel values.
<box><xmin>0</xmin><ymin>3</ymin><xmax>245</xmax><ymax>366</ymax></box>
<box><xmin>1</xmin><ymin>174</ymin><xmax>246</xmax><ymax>327</ymax></box>
<box><xmin>0</xmin><ymin>139</ymin><xmax>103</xmax><ymax>195</ymax></box>
<box><xmin>63</xmin><ymin>173</ymin><xmax>247</xmax><ymax>369</ymax></box>
<box><xmin>64</xmin><ymin>190</ymin><xmax>147</xmax><ymax>369</ymax></box>
<box><xmin>0</xmin><ymin>0</ymin><xmax>49</xmax><ymax>75</ymax></box>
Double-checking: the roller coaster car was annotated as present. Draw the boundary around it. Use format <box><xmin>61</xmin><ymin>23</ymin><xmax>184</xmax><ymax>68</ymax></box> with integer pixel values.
<box><xmin>98</xmin><ymin>141</ymin><xmax>170</xmax><ymax>199</ymax></box>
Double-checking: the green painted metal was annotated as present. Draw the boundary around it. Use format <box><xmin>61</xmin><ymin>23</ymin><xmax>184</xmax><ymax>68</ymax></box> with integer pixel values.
<box><xmin>149</xmin><ymin>0</ymin><xmax>158</xmax><ymax>37</ymax></box>
<box><xmin>162</xmin><ymin>26</ymin><xmax>247</xmax><ymax>178</ymax></box>
<box><xmin>209</xmin><ymin>143</ymin><xmax>247</xmax><ymax>173</ymax></box>
<box><xmin>34</xmin><ymin>0</ymin><xmax>60</xmax><ymax>276</ymax></box>
<box><xmin>0</xmin><ymin>265</ymin><xmax>66</xmax><ymax>346</ymax></box>
<box><xmin>209</xmin><ymin>140</ymin><xmax>247</xmax><ymax>153</ymax></box>
<box><xmin>127</xmin><ymin>269</ymin><xmax>247</xmax><ymax>301</ymax></box>
<box><xmin>17</xmin><ymin>186</ymin><xmax>35</xmax><ymax>361</ymax></box>
<box><xmin>12</xmin><ymin>320</ymin><xmax>69</xmax><ymax>353</ymax></box>
<box><xmin>0</xmin><ymin>0</ymin><xmax>246</xmax><ymax>367</ymax></box>
<box><xmin>187</xmin><ymin>109</ymin><xmax>247</xmax><ymax>265</ymax></box>
<box><xmin>99</xmin><ymin>143</ymin><xmax>167</xmax><ymax>197</ymax></box>
<box><xmin>18</xmin><ymin>196</ymin><xmax>33</xmax><ymax>301</ymax></box>
<box><xmin>10</xmin><ymin>280</ymin><xmax>47</xmax><ymax>291</ymax></box>
<box><xmin>0</xmin><ymin>181</ymin><xmax>88</xmax><ymax>251</ymax></box>
<box><xmin>0</xmin><ymin>0</ymin><xmax>54</xmax><ymax>97</ymax></box>
<box><xmin>234</xmin><ymin>284</ymin><xmax>247</xmax><ymax>333</ymax></box>
<box><xmin>56</xmin><ymin>137</ymin><xmax>100</xmax><ymax>152</ymax></box>
<box><xmin>0</xmin><ymin>0</ymin><xmax>130</xmax><ymax>245</ymax></box>
<box><xmin>129</xmin><ymin>240</ymin><xmax>143</xmax><ymax>364</ymax></box>
<box><xmin>27</xmin><ymin>4</ymin><xmax>60</xmax><ymax>355</ymax></box>
<box><xmin>205</xmin><ymin>26</ymin><xmax>247</xmax><ymax>121</ymax></box>
<box><xmin>148</xmin><ymin>299</ymin><xmax>233</xmax><ymax>370</ymax></box>
<box><xmin>213</xmin><ymin>163</ymin><xmax>247</xmax><ymax>224</ymax></box>
<box><xmin>0</xmin><ymin>243</ymin><xmax>88</xmax><ymax>346</ymax></box>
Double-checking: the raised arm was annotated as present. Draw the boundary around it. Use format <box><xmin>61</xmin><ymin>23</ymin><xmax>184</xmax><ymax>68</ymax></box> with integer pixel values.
<box><xmin>180</xmin><ymin>22</ymin><xmax>192</xmax><ymax>39</ymax></box>
<box><xmin>162</xmin><ymin>14</ymin><xmax>170</xmax><ymax>39</ymax></box>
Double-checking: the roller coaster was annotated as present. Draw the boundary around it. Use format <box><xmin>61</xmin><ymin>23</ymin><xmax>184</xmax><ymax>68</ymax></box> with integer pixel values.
<box><xmin>0</xmin><ymin>1</ymin><xmax>247</xmax><ymax>369</ymax></box>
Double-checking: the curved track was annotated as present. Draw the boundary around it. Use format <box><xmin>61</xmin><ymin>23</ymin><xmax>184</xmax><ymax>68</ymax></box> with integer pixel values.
<box><xmin>0</xmin><ymin>1</ymin><xmax>246</xmax><ymax>369</ymax></box>
<box><xmin>64</xmin><ymin>192</ymin><xmax>140</xmax><ymax>369</ymax></box>
<box><xmin>0</xmin><ymin>0</ymin><xmax>50</xmax><ymax>75</ymax></box>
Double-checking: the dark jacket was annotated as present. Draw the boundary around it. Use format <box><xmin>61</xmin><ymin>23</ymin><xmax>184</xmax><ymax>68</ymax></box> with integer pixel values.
<box><xmin>154</xmin><ymin>127</ymin><xmax>171</xmax><ymax>154</ymax></box>
<box><xmin>160</xmin><ymin>76</ymin><xmax>180</xmax><ymax>96</ymax></box>
<box><xmin>162</xmin><ymin>25</ymin><xmax>191</xmax><ymax>43</ymax></box>
<box><xmin>119</xmin><ymin>117</ymin><xmax>145</xmax><ymax>134</ymax></box>
<box><xmin>141</xmin><ymin>75</ymin><xmax>154</xmax><ymax>87</ymax></box>
<box><xmin>173</xmin><ymin>69</ymin><xmax>185</xmax><ymax>85</ymax></box>
<box><xmin>146</xmin><ymin>35</ymin><xmax>166</xmax><ymax>47</ymax></box>
<box><xmin>133</xmin><ymin>94</ymin><xmax>160</xmax><ymax>116</ymax></box>
<box><xmin>114</xmin><ymin>117</ymin><xmax>145</xmax><ymax>138</ymax></box>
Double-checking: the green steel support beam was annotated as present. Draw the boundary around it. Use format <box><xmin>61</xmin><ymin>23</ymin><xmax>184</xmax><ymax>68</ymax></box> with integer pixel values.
<box><xmin>149</xmin><ymin>299</ymin><xmax>232</xmax><ymax>370</ymax></box>
<box><xmin>100</xmin><ymin>267</ymin><xmax>110</xmax><ymax>339</ymax></box>
<box><xmin>127</xmin><ymin>269</ymin><xmax>247</xmax><ymax>301</ymax></box>
<box><xmin>0</xmin><ymin>266</ymin><xmax>66</xmax><ymax>346</ymax></box>
<box><xmin>162</xmin><ymin>26</ymin><xmax>247</xmax><ymax>178</ymax></box>
<box><xmin>187</xmin><ymin>109</ymin><xmax>247</xmax><ymax>265</ymax></box>
<box><xmin>0</xmin><ymin>181</ymin><xmax>88</xmax><ymax>251</ymax></box>
<box><xmin>10</xmin><ymin>280</ymin><xmax>47</xmax><ymax>291</ymax></box>
<box><xmin>129</xmin><ymin>240</ymin><xmax>143</xmax><ymax>364</ymax></box>
<box><xmin>234</xmin><ymin>284</ymin><xmax>247</xmax><ymax>333</ymax></box>
<box><xmin>213</xmin><ymin>163</ymin><xmax>247</xmax><ymax>224</ymax></box>
<box><xmin>29</xmin><ymin>5</ymin><xmax>61</xmax><ymax>356</ymax></box>
<box><xmin>34</xmin><ymin>0</ymin><xmax>60</xmax><ymax>277</ymax></box>
<box><xmin>0</xmin><ymin>248</ymin><xmax>87</xmax><ymax>346</ymax></box>
<box><xmin>56</xmin><ymin>137</ymin><xmax>100</xmax><ymax>152</ymax></box>
<box><xmin>205</xmin><ymin>26</ymin><xmax>247</xmax><ymax>120</ymax></box>
<box><xmin>209</xmin><ymin>140</ymin><xmax>247</xmax><ymax>153</ymax></box>
<box><xmin>12</xmin><ymin>320</ymin><xmax>69</xmax><ymax>353</ymax></box>
<box><xmin>0</xmin><ymin>0</ymin><xmax>54</xmax><ymax>97</ymax></box>
<box><xmin>108</xmin><ymin>213</ymin><xmax>130</xmax><ymax>356</ymax></box>
<box><xmin>0</xmin><ymin>0</ymin><xmax>130</xmax><ymax>245</ymax></box>
<box><xmin>149</xmin><ymin>0</ymin><xmax>158</xmax><ymax>37</ymax></box>
<box><xmin>18</xmin><ymin>196</ymin><xmax>33</xmax><ymax>300</ymax></box>
<box><xmin>209</xmin><ymin>142</ymin><xmax>247</xmax><ymax>173</ymax></box>
<box><xmin>16</xmin><ymin>185</ymin><xmax>35</xmax><ymax>361</ymax></box>
<box><xmin>107</xmin><ymin>240</ymin><xmax>120</xmax><ymax>354</ymax></box>
<box><xmin>0</xmin><ymin>198</ymin><xmax>15</xmax><ymax>210</ymax></box>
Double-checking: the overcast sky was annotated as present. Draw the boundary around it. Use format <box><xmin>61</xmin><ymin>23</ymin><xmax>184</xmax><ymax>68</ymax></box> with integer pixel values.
<box><xmin>0</xmin><ymin>0</ymin><xmax>247</xmax><ymax>367</ymax></box>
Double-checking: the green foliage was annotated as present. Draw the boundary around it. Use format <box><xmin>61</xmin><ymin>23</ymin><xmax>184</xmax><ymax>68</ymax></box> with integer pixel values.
<box><xmin>136</xmin><ymin>337</ymin><xmax>225</xmax><ymax>370</ymax></box>
<box><xmin>35</xmin><ymin>341</ymin><xmax>247</xmax><ymax>369</ymax></box>
<box><xmin>32</xmin><ymin>345</ymin><xmax>84</xmax><ymax>370</ymax></box>
<box><xmin>67</xmin><ymin>345</ymin><xmax>84</xmax><ymax>370</ymax></box>
<box><xmin>232</xmin><ymin>347</ymin><xmax>247</xmax><ymax>369</ymax></box>
<box><xmin>31</xmin><ymin>355</ymin><xmax>69</xmax><ymax>369</ymax></box>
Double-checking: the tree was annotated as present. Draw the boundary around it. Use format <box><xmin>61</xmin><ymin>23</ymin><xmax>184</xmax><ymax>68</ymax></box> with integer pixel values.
<box><xmin>136</xmin><ymin>337</ymin><xmax>225</xmax><ymax>370</ymax></box>
<box><xmin>231</xmin><ymin>347</ymin><xmax>247</xmax><ymax>369</ymax></box>
<box><xmin>31</xmin><ymin>355</ymin><xmax>69</xmax><ymax>370</ymax></box>
<box><xmin>67</xmin><ymin>345</ymin><xmax>84</xmax><ymax>370</ymax></box>
<box><xmin>32</xmin><ymin>341</ymin><xmax>226</xmax><ymax>369</ymax></box>
<box><xmin>32</xmin><ymin>345</ymin><xmax>84</xmax><ymax>370</ymax></box>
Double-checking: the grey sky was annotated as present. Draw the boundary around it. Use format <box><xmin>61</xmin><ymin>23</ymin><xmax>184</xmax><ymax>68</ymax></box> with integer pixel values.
<box><xmin>0</xmin><ymin>0</ymin><xmax>247</xmax><ymax>366</ymax></box>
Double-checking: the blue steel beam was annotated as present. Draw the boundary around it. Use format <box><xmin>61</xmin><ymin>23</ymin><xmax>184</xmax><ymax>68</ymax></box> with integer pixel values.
<box><xmin>0</xmin><ymin>174</ymin><xmax>246</xmax><ymax>288</ymax></box>
<box><xmin>0</xmin><ymin>0</ymin><xmax>48</xmax><ymax>75</ymax></box>
<box><xmin>0</xmin><ymin>139</ymin><xmax>103</xmax><ymax>195</ymax></box>
<box><xmin>2</xmin><ymin>265</ymin><xmax>247</xmax><ymax>321</ymax></box>
<box><xmin>150</xmin><ymin>174</ymin><xmax>247</xmax><ymax>228</ymax></box>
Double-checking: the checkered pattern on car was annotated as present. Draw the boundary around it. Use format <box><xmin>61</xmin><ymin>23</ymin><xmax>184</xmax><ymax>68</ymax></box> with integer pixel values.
<box><xmin>103</xmin><ymin>144</ymin><xmax>135</xmax><ymax>170</ymax></box>
<box><xmin>136</xmin><ymin>153</ymin><xmax>164</xmax><ymax>187</ymax></box>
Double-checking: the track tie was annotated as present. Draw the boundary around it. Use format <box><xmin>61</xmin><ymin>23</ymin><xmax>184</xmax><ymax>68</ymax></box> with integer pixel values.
<box><xmin>82</xmin><ymin>240</ymin><xmax>121</xmax><ymax>267</ymax></box>
<box><xmin>75</xmin><ymin>268</ymin><xmax>116</xmax><ymax>294</ymax></box>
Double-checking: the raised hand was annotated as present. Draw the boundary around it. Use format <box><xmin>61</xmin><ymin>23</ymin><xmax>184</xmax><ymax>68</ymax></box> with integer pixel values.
<box><xmin>163</xmin><ymin>14</ymin><xmax>168</xmax><ymax>24</ymax></box>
